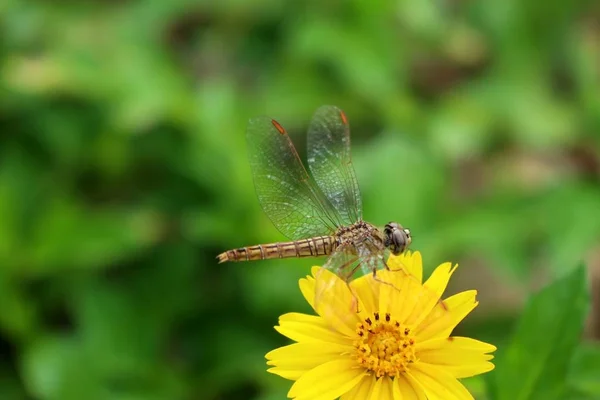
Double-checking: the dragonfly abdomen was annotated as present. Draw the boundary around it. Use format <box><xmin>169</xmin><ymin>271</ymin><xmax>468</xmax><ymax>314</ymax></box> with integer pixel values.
<box><xmin>217</xmin><ymin>236</ymin><xmax>336</xmax><ymax>263</ymax></box>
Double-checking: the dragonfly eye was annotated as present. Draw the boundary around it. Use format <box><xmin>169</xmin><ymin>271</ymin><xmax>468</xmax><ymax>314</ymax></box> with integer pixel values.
<box><xmin>384</xmin><ymin>222</ymin><xmax>411</xmax><ymax>255</ymax></box>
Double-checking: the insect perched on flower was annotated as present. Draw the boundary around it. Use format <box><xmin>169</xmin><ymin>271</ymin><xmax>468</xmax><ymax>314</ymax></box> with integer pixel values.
<box><xmin>266</xmin><ymin>251</ymin><xmax>496</xmax><ymax>400</ymax></box>
<box><xmin>217</xmin><ymin>106</ymin><xmax>417</xmax><ymax>296</ymax></box>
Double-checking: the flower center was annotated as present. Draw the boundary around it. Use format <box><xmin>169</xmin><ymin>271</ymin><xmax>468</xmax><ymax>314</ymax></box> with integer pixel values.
<box><xmin>353</xmin><ymin>312</ymin><xmax>416</xmax><ymax>378</ymax></box>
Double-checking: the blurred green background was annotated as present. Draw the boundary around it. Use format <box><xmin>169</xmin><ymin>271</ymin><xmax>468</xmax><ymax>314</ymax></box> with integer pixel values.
<box><xmin>1</xmin><ymin>0</ymin><xmax>599</xmax><ymax>399</ymax></box>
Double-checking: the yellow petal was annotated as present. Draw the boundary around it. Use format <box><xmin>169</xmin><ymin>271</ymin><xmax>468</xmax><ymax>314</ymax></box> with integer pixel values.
<box><xmin>370</xmin><ymin>376</ymin><xmax>394</xmax><ymax>400</ymax></box>
<box><xmin>349</xmin><ymin>273</ymin><xmax>380</xmax><ymax>316</ymax></box>
<box><xmin>394</xmin><ymin>374</ymin><xmax>427</xmax><ymax>400</ymax></box>
<box><xmin>416</xmin><ymin>336</ymin><xmax>497</xmax><ymax>366</ymax></box>
<box><xmin>388</xmin><ymin>250</ymin><xmax>423</xmax><ymax>283</ymax></box>
<box><xmin>266</xmin><ymin>367</ymin><xmax>305</xmax><ymax>380</ymax></box>
<box><xmin>441</xmin><ymin>361</ymin><xmax>496</xmax><ymax>378</ymax></box>
<box><xmin>367</xmin><ymin>377</ymin><xmax>383</xmax><ymax>400</ymax></box>
<box><xmin>415</xmin><ymin>336</ymin><xmax>496</xmax><ymax>377</ymax></box>
<box><xmin>310</xmin><ymin>265</ymin><xmax>321</xmax><ymax>277</ymax></box>
<box><xmin>340</xmin><ymin>374</ymin><xmax>374</xmax><ymax>400</ymax></box>
<box><xmin>408</xmin><ymin>251</ymin><xmax>423</xmax><ymax>283</ymax></box>
<box><xmin>298</xmin><ymin>273</ymin><xmax>360</xmax><ymax>338</ymax></box>
<box><xmin>276</xmin><ymin>313</ymin><xmax>351</xmax><ymax>345</ymax></box>
<box><xmin>265</xmin><ymin>343</ymin><xmax>340</xmax><ymax>380</ymax></box>
<box><xmin>265</xmin><ymin>342</ymin><xmax>352</xmax><ymax>372</ymax></box>
<box><xmin>312</xmin><ymin>268</ymin><xmax>363</xmax><ymax>338</ymax></box>
<box><xmin>416</xmin><ymin>290</ymin><xmax>478</xmax><ymax>341</ymax></box>
<box><xmin>299</xmin><ymin>275</ymin><xmax>317</xmax><ymax>309</ymax></box>
<box><xmin>279</xmin><ymin>312</ymin><xmax>322</xmax><ymax>324</ymax></box>
<box><xmin>409</xmin><ymin>363</ymin><xmax>474</xmax><ymax>400</ymax></box>
<box><xmin>405</xmin><ymin>262</ymin><xmax>456</xmax><ymax>327</ymax></box>
<box><xmin>424</xmin><ymin>262</ymin><xmax>456</xmax><ymax>296</ymax></box>
<box><xmin>288</xmin><ymin>359</ymin><xmax>366</xmax><ymax>400</ymax></box>
<box><xmin>416</xmin><ymin>336</ymin><xmax>496</xmax><ymax>353</ymax></box>
<box><xmin>443</xmin><ymin>290</ymin><xmax>477</xmax><ymax>310</ymax></box>
<box><xmin>419</xmin><ymin>351</ymin><xmax>494</xmax><ymax>365</ymax></box>
<box><xmin>378</xmin><ymin>268</ymin><xmax>422</xmax><ymax>320</ymax></box>
<box><xmin>312</xmin><ymin>266</ymin><xmax>344</xmax><ymax>302</ymax></box>
<box><xmin>378</xmin><ymin>270</ymin><xmax>409</xmax><ymax>318</ymax></box>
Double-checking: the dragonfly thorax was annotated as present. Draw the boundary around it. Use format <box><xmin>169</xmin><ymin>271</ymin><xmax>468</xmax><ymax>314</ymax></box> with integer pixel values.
<box><xmin>383</xmin><ymin>222</ymin><xmax>412</xmax><ymax>255</ymax></box>
<box><xmin>334</xmin><ymin>221</ymin><xmax>383</xmax><ymax>249</ymax></box>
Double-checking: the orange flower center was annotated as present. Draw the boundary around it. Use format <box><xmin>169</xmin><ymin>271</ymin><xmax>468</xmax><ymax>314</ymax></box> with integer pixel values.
<box><xmin>353</xmin><ymin>312</ymin><xmax>416</xmax><ymax>378</ymax></box>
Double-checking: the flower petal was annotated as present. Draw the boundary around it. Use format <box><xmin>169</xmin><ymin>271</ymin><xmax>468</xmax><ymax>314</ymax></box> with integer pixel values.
<box><xmin>311</xmin><ymin>268</ymin><xmax>363</xmax><ymax>337</ymax></box>
<box><xmin>288</xmin><ymin>359</ymin><xmax>366</xmax><ymax>400</ymax></box>
<box><xmin>299</xmin><ymin>274</ymin><xmax>318</xmax><ymax>308</ymax></box>
<box><xmin>415</xmin><ymin>336</ymin><xmax>496</xmax><ymax>378</ymax></box>
<box><xmin>374</xmin><ymin>376</ymin><xmax>394</xmax><ymax>400</ymax></box>
<box><xmin>438</xmin><ymin>361</ymin><xmax>495</xmax><ymax>378</ymax></box>
<box><xmin>340</xmin><ymin>374</ymin><xmax>374</xmax><ymax>400</ymax></box>
<box><xmin>424</xmin><ymin>262</ymin><xmax>456</xmax><ymax>296</ymax></box>
<box><xmin>367</xmin><ymin>377</ymin><xmax>382</xmax><ymax>400</ymax></box>
<box><xmin>416</xmin><ymin>290</ymin><xmax>478</xmax><ymax>341</ymax></box>
<box><xmin>407</xmin><ymin>251</ymin><xmax>423</xmax><ymax>283</ymax></box>
<box><xmin>276</xmin><ymin>313</ymin><xmax>351</xmax><ymax>345</ymax></box>
<box><xmin>388</xmin><ymin>250</ymin><xmax>423</xmax><ymax>283</ymax></box>
<box><xmin>266</xmin><ymin>341</ymin><xmax>352</xmax><ymax>370</ymax></box>
<box><xmin>394</xmin><ymin>374</ymin><xmax>427</xmax><ymax>400</ymax></box>
<box><xmin>416</xmin><ymin>336</ymin><xmax>496</xmax><ymax>354</ymax></box>
<box><xmin>409</xmin><ymin>363</ymin><xmax>474</xmax><ymax>400</ymax></box>
<box><xmin>350</xmin><ymin>274</ymin><xmax>380</xmax><ymax>316</ymax></box>
<box><xmin>419</xmin><ymin>351</ymin><xmax>494</xmax><ymax>365</ymax></box>
<box><xmin>405</xmin><ymin>262</ymin><xmax>456</xmax><ymax>327</ymax></box>
<box><xmin>310</xmin><ymin>265</ymin><xmax>321</xmax><ymax>277</ymax></box>
<box><xmin>266</xmin><ymin>367</ymin><xmax>305</xmax><ymax>380</ymax></box>
<box><xmin>378</xmin><ymin>268</ymin><xmax>422</xmax><ymax>320</ymax></box>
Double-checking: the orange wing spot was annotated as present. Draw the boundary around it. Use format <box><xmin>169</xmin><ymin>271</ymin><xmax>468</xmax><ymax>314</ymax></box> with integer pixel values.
<box><xmin>271</xmin><ymin>119</ymin><xmax>286</xmax><ymax>135</ymax></box>
<box><xmin>339</xmin><ymin>110</ymin><xmax>348</xmax><ymax>125</ymax></box>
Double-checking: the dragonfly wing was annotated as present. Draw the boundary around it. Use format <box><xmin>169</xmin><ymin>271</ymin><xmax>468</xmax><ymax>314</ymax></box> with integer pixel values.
<box><xmin>307</xmin><ymin>105</ymin><xmax>362</xmax><ymax>225</ymax></box>
<box><xmin>247</xmin><ymin>116</ymin><xmax>343</xmax><ymax>240</ymax></box>
<box><xmin>322</xmin><ymin>245</ymin><xmax>360</xmax><ymax>278</ymax></box>
<box><xmin>315</xmin><ymin>241</ymin><xmax>374</xmax><ymax>304</ymax></box>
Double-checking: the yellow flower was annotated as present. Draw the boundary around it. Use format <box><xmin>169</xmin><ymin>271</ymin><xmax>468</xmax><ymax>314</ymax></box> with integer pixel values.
<box><xmin>266</xmin><ymin>251</ymin><xmax>496</xmax><ymax>400</ymax></box>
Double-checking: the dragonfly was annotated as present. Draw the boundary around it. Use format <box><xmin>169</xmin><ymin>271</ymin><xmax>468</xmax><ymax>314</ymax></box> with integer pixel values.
<box><xmin>217</xmin><ymin>105</ymin><xmax>416</xmax><ymax>293</ymax></box>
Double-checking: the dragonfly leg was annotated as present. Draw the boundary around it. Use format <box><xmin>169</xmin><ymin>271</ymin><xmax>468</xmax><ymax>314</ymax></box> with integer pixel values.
<box><xmin>381</xmin><ymin>256</ymin><xmax>391</xmax><ymax>271</ymax></box>
<box><xmin>371</xmin><ymin>265</ymin><xmax>403</xmax><ymax>295</ymax></box>
<box><xmin>340</xmin><ymin>260</ymin><xmax>361</xmax><ymax>281</ymax></box>
<box><xmin>339</xmin><ymin>260</ymin><xmax>362</xmax><ymax>314</ymax></box>
<box><xmin>347</xmin><ymin>284</ymin><xmax>361</xmax><ymax>313</ymax></box>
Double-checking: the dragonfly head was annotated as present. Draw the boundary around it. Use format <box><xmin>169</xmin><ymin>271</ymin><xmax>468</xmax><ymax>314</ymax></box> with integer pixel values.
<box><xmin>383</xmin><ymin>222</ymin><xmax>412</xmax><ymax>255</ymax></box>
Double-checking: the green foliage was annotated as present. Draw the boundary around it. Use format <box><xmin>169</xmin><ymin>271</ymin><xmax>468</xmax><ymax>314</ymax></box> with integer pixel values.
<box><xmin>1</xmin><ymin>0</ymin><xmax>599</xmax><ymax>399</ymax></box>
<box><xmin>568</xmin><ymin>343</ymin><xmax>600</xmax><ymax>398</ymax></box>
<box><xmin>491</xmin><ymin>264</ymin><xmax>589</xmax><ymax>400</ymax></box>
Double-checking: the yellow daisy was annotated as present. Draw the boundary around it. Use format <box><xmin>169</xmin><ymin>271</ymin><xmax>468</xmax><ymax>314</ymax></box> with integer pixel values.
<box><xmin>266</xmin><ymin>251</ymin><xmax>496</xmax><ymax>400</ymax></box>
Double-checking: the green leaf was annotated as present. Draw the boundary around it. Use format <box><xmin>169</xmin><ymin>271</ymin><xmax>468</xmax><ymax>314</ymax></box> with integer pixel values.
<box><xmin>567</xmin><ymin>343</ymin><xmax>600</xmax><ymax>397</ymax></box>
<box><xmin>492</xmin><ymin>264</ymin><xmax>589</xmax><ymax>400</ymax></box>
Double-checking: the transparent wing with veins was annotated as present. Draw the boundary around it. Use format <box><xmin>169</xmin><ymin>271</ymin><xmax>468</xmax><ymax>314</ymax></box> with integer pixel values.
<box><xmin>246</xmin><ymin>117</ymin><xmax>344</xmax><ymax>240</ymax></box>
<box><xmin>307</xmin><ymin>105</ymin><xmax>362</xmax><ymax>226</ymax></box>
